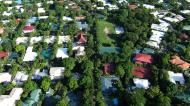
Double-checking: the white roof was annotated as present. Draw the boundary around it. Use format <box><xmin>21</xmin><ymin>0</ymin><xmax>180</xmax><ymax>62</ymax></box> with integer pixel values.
<box><xmin>180</xmin><ymin>10</ymin><xmax>190</xmax><ymax>14</ymax></box>
<box><xmin>75</xmin><ymin>46</ymin><xmax>85</xmax><ymax>56</ymax></box>
<box><xmin>9</xmin><ymin>88</ymin><xmax>23</xmax><ymax>100</ymax></box>
<box><xmin>44</xmin><ymin>36</ymin><xmax>56</xmax><ymax>44</ymax></box>
<box><xmin>56</xmin><ymin>48</ymin><xmax>69</xmax><ymax>59</ymax></box>
<box><xmin>23</xmin><ymin>46</ymin><xmax>37</xmax><ymax>62</ymax></box>
<box><xmin>38</xmin><ymin>16</ymin><xmax>48</xmax><ymax>19</ymax></box>
<box><xmin>58</xmin><ymin>36</ymin><xmax>71</xmax><ymax>44</ymax></box>
<box><xmin>30</xmin><ymin>36</ymin><xmax>43</xmax><ymax>45</ymax></box>
<box><xmin>168</xmin><ymin>71</ymin><xmax>185</xmax><ymax>84</ymax></box>
<box><xmin>47</xmin><ymin>1</ymin><xmax>54</xmax><ymax>4</ymax></box>
<box><xmin>50</xmin><ymin>67</ymin><xmax>65</xmax><ymax>79</ymax></box>
<box><xmin>13</xmin><ymin>72</ymin><xmax>28</xmax><ymax>83</ymax></box>
<box><xmin>115</xmin><ymin>26</ymin><xmax>124</xmax><ymax>34</ymax></box>
<box><xmin>143</xmin><ymin>4</ymin><xmax>155</xmax><ymax>9</ymax></box>
<box><xmin>0</xmin><ymin>73</ymin><xmax>12</xmax><ymax>83</ymax></box>
<box><xmin>2</xmin><ymin>11</ymin><xmax>12</xmax><ymax>16</ymax></box>
<box><xmin>151</xmin><ymin>24</ymin><xmax>169</xmax><ymax>32</ymax></box>
<box><xmin>32</xmin><ymin>69</ymin><xmax>48</xmax><ymax>80</ymax></box>
<box><xmin>133</xmin><ymin>78</ymin><xmax>150</xmax><ymax>89</ymax></box>
<box><xmin>63</xmin><ymin>16</ymin><xmax>73</xmax><ymax>21</ymax></box>
<box><xmin>38</xmin><ymin>8</ymin><xmax>45</xmax><ymax>13</ymax></box>
<box><xmin>0</xmin><ymin>88</ymin><xmax>23</xmax><ymax>106</ymax></box>
<box><xmin>4</xmin><ymin>0</ymin><xmax>12</xmax><ymax>4</ymax></box>
<box><xmin>146</xmin><ymin>41</ymin><xmax>159</xmax><ymax>48</ymax></box>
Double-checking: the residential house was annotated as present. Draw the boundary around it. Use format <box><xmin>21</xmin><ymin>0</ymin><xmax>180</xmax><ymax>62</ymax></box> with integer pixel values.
<box><xmin>75</xmin><ymin>32</ymin><xmax>87</xmax><ymax>45</ymax></box>
<box><xmin>63</xmin><ymin>16</ymin><xmax>73</xmax><ymax>21</ymax></box>
<box><xmin>101</xmin><ymin>76</ymin><xmax>119</xmax><ymax>92</ymax></box>
<box><xmin>44</xmin><ymin>36</ymin><xmax>56</xmax><ymax>44</ymax></box>
<box><xmin>0</xmin><ymin>28</ymin><xmax>4</xmax><ymax>34</ymax></box>
<box><xmin>179</xmin><ymin>33</ymin><xmax>189</xmax><ymax>41</ymax></box>
<box><xmin>75</xmin><ymin>16</ymin><xmax>86</xmax><ymax>21</ymax></box>
<box><xmin>30</xmin><ymin>36</ymin><xmax>43</xmax><ymax>45</ymax></box>
<box><xmin>38</xmin><ymin>8</ymin><xmax>45</xmax><ymax>13</ymax></box>
<box><xmin>27</xmin><ymin>17</ymin><xmax>38</xmax><ymax>24</ymax></box>
<box><xmin>133</xmin><ymin>78</ymin><xmax>150</xmax><ymax>89</ymax></box>
<box><xmin>32</xmin><ymin>69</ymin><xmax>48</xmax><ymax>80</ymax></box>
<box><xmin>73</xmin><ymin>46</ymin><xmax>85</xmax><ymax>56</ymax></box>
<box><xmin>128</xmin><ymin>4</ymin><xmax>138</xmax><ymax>9</ymax></box>
<box><xmin>132</xmin><ymin>67</ymin><xmax>151</xmax><ymax>78</ymax></box>
<box><xmin>168</xmin><ymin>71</ymin><xmax>185</xmax><ymax>84</ymax></box>
<box><xmin>0</xmin><ymin>51</ymin><xmax>9</xmax><ymax>58</ymax></box>
<box><xmin>103</xmin><ymin>63</ymin><xmax>115</xmax><ymax>74</ymax></box>
<box><xmin>183</xmin><ymin>25</ymin><xmax>190</xmax><ymax>31</ymax></box>
<box><xmin>13</xmin><ymin>71</ymin><xmax>28</xmax><ymax>85</ymax></box>
<box><xmin>180</xmin><ymin>10</ymin><xmax>190</xmax><ymax>15</ymax></box>
<box><xmin>56</xmin><ymin>48</ymin><xmax>69</xmax><ymax>59</ymax></box>
<box><xmin>133</xmin><ymin>53</ymin><xmax>153</xmax><ymax>64</ymax></box>
<box><xmin>23</xmin><ymin>46</ymin><xmax>38</xmax><ymax>62</ymax></box>
<box><xmin>58</xmin><ymin>36</ymin><xmax>71</xmax><ymax>44</ymax></box>
<box><xmin>143</xmin><ymin>4</ymin><xmax>155</xmax><ymax>9</ymax></box>
<box><xmin>23</xmin><ymin>24</ymin><xmax>35</xmax><ymax>33</ymax></box>
<box><xmin>76</xmin><ymin>22</ymin><xmax>88</xmax><ymax>31</ymax></box>
<box><xmin>16</xmin><ymin>37</ymin><xmax>29</xmax><ymax>45</ymax></box>
<box><xmin>170</xmin><ymin>55</ymin><xmax>190</xmax><ymax>70</ymax></box>
<box><xmin>23</xmin><ymin>89</ymin><xmax>42</xmax><ymax>106</ymax></box>
<box><xmin>49</xmin><ymin>67</ymin><xmax>65</xmax><ymax>80</ymax></box>
<box><xmin>115</xmin><ymin>26</ymin><xmax>124</xmax><ymax>34</ymax></box>
<box><xmin>0</xmin><ymin>88</ymin><xmax>23</xmax><ymax>106</ymax></box>
<box><xmin>0</xmin><ymin>73</ymin><xmax>12</xmax><ymax>83</ymax></box>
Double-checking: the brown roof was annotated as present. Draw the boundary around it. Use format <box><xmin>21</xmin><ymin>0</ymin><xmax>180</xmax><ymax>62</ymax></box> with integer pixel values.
<box><xmin>0</xmin><ymin>28</ymin><xmax>4</xmax><ymax>34</ymax></box>
<box><xmin>128</xmin><ymin>4</ymin><xmax>138</xmax><ymax>9</ymax></box>
<box><xmin>179</xmin><ymin>33</ymin><xmax>189</xmax><ymax>41</ymax></box>
<box><xmin>132</xmin><ymin>66</ymin><xmax>150</xmax><ymax>78</ymax></box>
<box><xmin>170</xmin><ymin>55</ymin><xmax>190</xmax><ymax>70</ymax></box>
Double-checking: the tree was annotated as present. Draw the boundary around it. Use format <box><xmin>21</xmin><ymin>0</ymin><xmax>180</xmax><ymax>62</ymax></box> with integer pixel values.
<box><xmin>68</xmin><ymin>77</ymin><xmax>79</xmax><ymax>91</ymax></box>
<box><xmin>115</xmin><ymin>65</ymin><xmax>125</xmax><ymax>77</ymax></box>
<box><xmin>62</xmin><ymin>58</ymin><xmax>75</xmax><ymax>71</ymax></box>
<box><xmin>126</xmin><ymin>89</ymin><xmax>146</xmax><ymax>106</ymax></box>
<box><xmin>56</xmin><ymin>97</ymin><xmax>69</xmax><ymax>106</ymax></box>
<box><xmin>54</xmin><ymin>81</ymin><xmax>63</xmax><ymax>94</ymax></box>
<box><xmin>23</xmin><ymin>80</ymin><xmax>37</xmax><ymax>93</ymax></box>
<box><xmin>156</xmin><ymin>95</ymin><xmax>171</xmax><ymax>106</ymax></box>
<box><xmin>41</xmin><ymin>76</ymin><xmax>51</xmax><ymax>92</ymax></box>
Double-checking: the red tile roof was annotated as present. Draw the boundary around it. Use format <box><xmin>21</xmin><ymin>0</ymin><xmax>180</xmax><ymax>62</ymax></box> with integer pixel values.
<box><xmin>134</xmin><ymin>53</ymin><xmax>153</xmax><ymax>64</ymax></box>
<box><xmin>103</xmin><ymin>63</ymin><xmax>115</xmax><ymax>74</ymax></box>
<box><xmin>23</xmin><ymin>25</ymin><xmax>35</xmax><ymax>31</ymax></box>
<box><xmin>0</xmin><ymin>51</ymin><xmax>8</xmax><ymax>58</ymax></box>
<box><xmin>77</xmin><ymin>32</ymin><xmax>87</xmax><ymax>44</ymax></box>
<box><xmin>132</xmin><ymin>66</ymin><xmax>150</xmax><ymax>78</ymax></box>
<box><xmin>170</xmin><ymin>55</ymin><xmax>190</xmax><ymax>70</ymax></box>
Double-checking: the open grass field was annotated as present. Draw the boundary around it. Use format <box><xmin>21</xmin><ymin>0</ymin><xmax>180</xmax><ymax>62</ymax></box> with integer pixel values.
<box><xmin>96</xmin><ymin>20</ymin><xmax>116</xmax><ymax>46</ymax></box>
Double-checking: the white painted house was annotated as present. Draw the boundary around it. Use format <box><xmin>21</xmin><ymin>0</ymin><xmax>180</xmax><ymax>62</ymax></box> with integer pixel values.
<box><xmin>50</xmin><ymin>67</ymin><xmax>65</xmax><ymax>80</ymax></box>
<box><xmin>168</xmin><ymin>71</ymin><xmax>185</xmax><ymax>84</ymax></box>
<box><xmin>0</xmin><ymin>73</ymin><xmax>12</xmax><ymax>83</ymax></box>
<box><xmin>56</xmin><ymin>48</ymin><xmax>69</xmax><ymax>59</ymax></box>
<box><xmin>0</xmin><ymin>88</ymin><xmax>23</xmax><ymax>106</ymax></box>
<box><xmin>23</xmin><ymin>46</ymin><xmax>38</xmax><ymax>62</ymax></box>
<box><xmin>133</xmin><ymin>78</ymin><xmax>150</xmax><ymax>89</ymax></box>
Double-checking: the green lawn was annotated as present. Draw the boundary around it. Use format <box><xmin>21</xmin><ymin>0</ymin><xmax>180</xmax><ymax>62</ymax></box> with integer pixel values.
<box><xmin>96</xmin><ymin>20</ymin><xmax>116</xmax><ymax>46</ymax></box>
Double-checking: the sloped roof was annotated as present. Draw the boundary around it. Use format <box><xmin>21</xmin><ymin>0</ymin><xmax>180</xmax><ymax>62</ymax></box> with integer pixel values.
<box><xmin>0</xmin><ymin>51</ymin><xmax>8</xmax><ymax>58</ymax></box>
<box><xmin>103</xmin><ymin>63</ymin><xmax>115</xmax><ymax>74</ymax></box>
<box><xmin>132</xmin><ymin>67</ymin><xmax>150</xmax><ymax>78</ymax></box>
<box><xmin>170</xmin><ymin>56</ymin><xmax>190</xmax><ymax>70</ymax></box>
<box><xmin>134</xmin><ymin>53</ymin><xmax>153</xmax><ymax>64</ymax></box>
<box><xmin>23</xmin><ymin>25</ymin><xmax>35</xmax><ymax>31</ymax></box>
